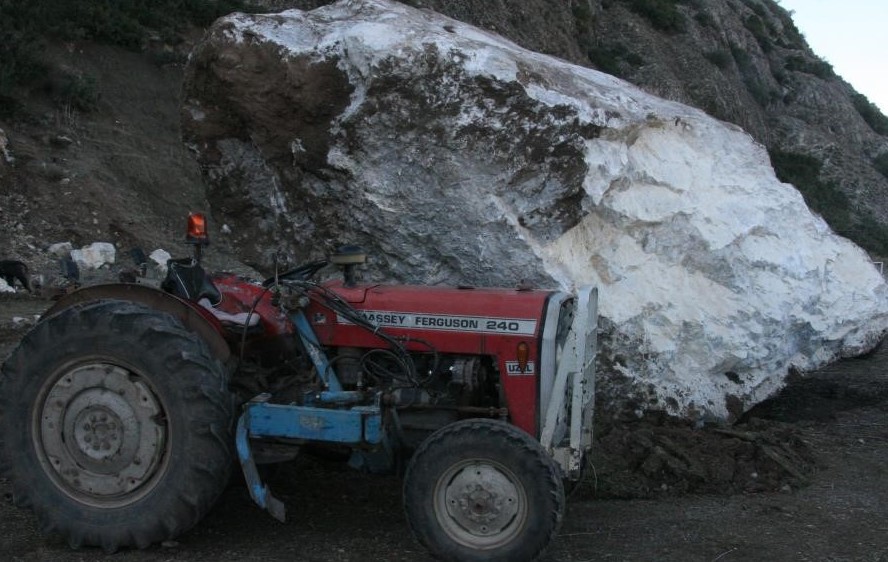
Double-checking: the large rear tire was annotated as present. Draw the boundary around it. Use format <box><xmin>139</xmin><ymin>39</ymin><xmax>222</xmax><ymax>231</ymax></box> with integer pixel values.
<box><xmin>0</xmin><ymin>300</ymin><xmax>235</xmax><ymax>551</ymax></box>
<box><xmin>403</xmin><ymin>419</ymin><xmax>565</xmax><ymax>562</ymax></box>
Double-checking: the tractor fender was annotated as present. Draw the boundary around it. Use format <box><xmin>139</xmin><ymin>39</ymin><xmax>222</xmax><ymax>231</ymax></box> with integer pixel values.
<box><xmin>43</xmin><ymin>283</ymin><xmax>231</xmax><ymax>361</ymax></box>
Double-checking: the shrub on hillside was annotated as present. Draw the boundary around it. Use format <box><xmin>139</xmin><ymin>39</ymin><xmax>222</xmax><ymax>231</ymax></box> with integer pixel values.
<box><xmin>704</xmin><ymin>50</ymin><xmax>731</xmax><ymax>70</ymax></box>
<box><xmin>852</xmin><ymin>94</ymin><xmax>888</xmax><ymax>136</ymax></box>
<box><xmin>743</xmin><ymin>15</ymin><xmax>773</xmax><ymax>53</ymax></box>
<box><xmin>769</xmin><ymin>149</ymin><xmax>852</xmax><ymax>232</ymax></box>
<box><xmin>0</xmin><ymin>0</ymin><xmax>256</xmax><ymax>98</ymax></box>
<box><xmin>620</xmin><ymin>0</ymin><xmax>687</xmax><ymax>34</ymax></box>
<box><xmin>784</xmin><ymin>55</ymin><xmax>833</xmax><ymax>79</ymax></box>
<box><xmin>770</xmin><ymin>149</ymin><xmax>888</xmax><ymax>255</ymax></box>
<box><xmin>874</xmin><ymin>153</ymin><xmax>888</xmax><ymax>180</ymax></box>
<box><xmin>587</xmin><ymin>43</ymin><xmax>644</xmax><ymax>77</ymax></box>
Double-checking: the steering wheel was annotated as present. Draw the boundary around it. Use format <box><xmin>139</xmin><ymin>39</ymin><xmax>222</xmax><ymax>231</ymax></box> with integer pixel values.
<box><xmin>261</xmin><ymin>259</ymin><xmax>328</xmax><ymax>287</ymax></box>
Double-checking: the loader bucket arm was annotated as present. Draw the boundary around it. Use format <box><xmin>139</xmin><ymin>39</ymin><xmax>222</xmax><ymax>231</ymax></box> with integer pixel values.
<box><xmin>539</xmin><ymin>286</ymin><xmax>598</xmax><ymax>480</ymax></box>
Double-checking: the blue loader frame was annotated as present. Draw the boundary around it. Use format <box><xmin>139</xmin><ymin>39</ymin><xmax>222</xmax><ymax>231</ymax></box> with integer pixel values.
<box><xmin>236</xmin><ymin>310</ymin><xmax>385</xmax><ymax>521</ymax></box>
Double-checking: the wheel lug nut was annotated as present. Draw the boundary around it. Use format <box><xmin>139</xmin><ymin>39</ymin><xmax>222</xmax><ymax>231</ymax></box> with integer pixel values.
<box><xmin>85</xmin><ymin>435</ymin><xmax>92</xmax><ymax>443</ymax></box>
<box><xmin>83</xmin><ymin>424</ymin><xmax>90</xmax><ymax>431</ymax></box>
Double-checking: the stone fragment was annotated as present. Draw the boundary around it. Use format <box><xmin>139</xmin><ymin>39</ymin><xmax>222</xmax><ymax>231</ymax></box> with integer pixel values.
<box><xmin>71</xmin><ymin>242</ymin><xmax>116</xmax><ymax>270</ymax></box>
<box><xmin>150</xmin><ymin>249</ymin><xmax>172</xmax><ymax>274</ymax></box>
<box><xmin>47</xmin><ymin>242</ymin><xmax>73</xmax><ymax>257</ymax></box>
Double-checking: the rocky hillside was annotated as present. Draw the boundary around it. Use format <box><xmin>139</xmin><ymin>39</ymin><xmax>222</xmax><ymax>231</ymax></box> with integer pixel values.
<box><xmin>1</xmin><ymin>0</ymin><xmax>887</xmax><ymax>276</ymax></box>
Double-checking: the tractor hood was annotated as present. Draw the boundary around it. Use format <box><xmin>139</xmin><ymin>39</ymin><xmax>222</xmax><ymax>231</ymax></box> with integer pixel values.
<box><xmin>324</xmin><ymin>280</ymin><xmax>554</xmax><ymax>336</ymax></box>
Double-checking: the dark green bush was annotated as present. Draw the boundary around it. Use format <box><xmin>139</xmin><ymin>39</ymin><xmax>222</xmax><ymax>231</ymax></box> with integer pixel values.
<box><xmin>57</xmin><ymin>72</ymin><xmax>100</xmax><ymax>111</ymax></box>
<box><xmin>573</xmin><ymin>1</ymin><xmax>593</xmax><ymax>27</ymax></box>
<box><xmin>784</xmin><ymin>55</ymin><xmax>833</xmax><ymax>79</ymax></box>
<box><xmin>572</xmin><ymin>1</ymin><xmax>595</xmax><ymax>53</ymax></box>
<box><xmin>768</xmin><ymin>4</ymin><xmax>805</xmax><ymax>49</ymax></box>
<box><xmin>851</xmin><ymin>93</ymin><xmax>888</xmax><ymax>136</ymax></box>
<box><xmin>769</xmin><ymin>149</ymin><xmax>854</xmax><ymax>234</ymax></box>
<box><xmin>771</xmin><ymin>68</ymin><xmax>788</xmax><ymax>85</ymax></box>
<box><xmin>587</xmin><ymin>43</ymin><xmax>644</xmax><ymax>77</ymax></box>
<box><xmin>729</xmin><ymin>44</ymin><xmax>753</xmax><ymax>72</ymax></box>
<box><xmin>621</xmin><ymin>0</ymin><xmax>687</xmax><ymax>34</ymax></box>
<box><xmin>743</xmin><ymin>15</ymin><xmax>772</xmax><ymax>53</ymax></box>
<box><xmin>874</xmin><ymin>153</ymin><xmax>888</xmax><ymax>180</ymax></box>
<box><xmin>0</xmin><ymin>6</ymin><xmax>48</xmax><ymax>99</ymax></box>
<box><xmin>850</xmin><ymin>211</ymin><xmax>888</xmax><ymax>256</ymax></box>
<box><xmin>746</xmin><ymin>1</ymin><xmax>767</xmax><ymax>18</ymax></box>
<box><xmin>745</xmin><ymin>78</ymin><xmax>776</xmax><ymax>107</ymax></box>
<box><xmin>25</xmin><ymin>0</ymin><xmax>250</xmax><ymax>47</ymax></box>
<box><xmin>0</xmin><ymin>0</ymin><xmax>255</xmax><ymax>97</ymax></box>
<box><xmin>694</xmin><ymin>11</ymin><xmax>715</xmax><ymax>28</ymax></box>
<box><xmin>703</xmin><ymin>50</ymin><xmax>731</xmax><ymax>70</ymax></box>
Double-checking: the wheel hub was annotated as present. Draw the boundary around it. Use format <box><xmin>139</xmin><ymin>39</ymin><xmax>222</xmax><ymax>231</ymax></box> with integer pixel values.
<box><xmin>73</xmin><ymin>405</ymin><xmax>124</xmax><ymax>461</ymax></box>
<box><xmin>36</xmin><ymin>363</ymin><xmax>168</xmax><ymax>505</ymax></box>
<box><xmin>438</xmin><ymin>461</ymin><xmax>525</xmax><ymax>546</ymax></box>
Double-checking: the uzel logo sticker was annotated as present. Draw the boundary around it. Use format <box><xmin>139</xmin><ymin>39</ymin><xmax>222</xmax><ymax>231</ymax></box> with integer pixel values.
<box><xmin>505</xmin><ymin>361</ymin><xmax>535</xmax><ymax>376</ymax></box>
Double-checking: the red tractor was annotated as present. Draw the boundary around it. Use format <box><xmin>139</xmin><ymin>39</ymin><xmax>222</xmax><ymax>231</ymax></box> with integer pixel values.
<box><xmin>0</xmin><ymin>214</ymin><xmax>597</xmax><ymax>562</ymax></box>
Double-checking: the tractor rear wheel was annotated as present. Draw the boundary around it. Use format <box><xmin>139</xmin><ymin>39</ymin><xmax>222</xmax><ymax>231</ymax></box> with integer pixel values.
<box><xmin>403</xmin><ymin>419</ymin><xmax>565</xmax><ymax>562</ymax></box>
<box><xmin>0</xmin><ymin>300</ymin><xmax>235</xmax><ymax>551</ymax></box>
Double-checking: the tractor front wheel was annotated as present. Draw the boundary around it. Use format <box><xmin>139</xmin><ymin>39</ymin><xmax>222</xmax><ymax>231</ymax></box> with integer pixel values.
<box><xmin>403</xmin><ymin>419</ymin><xmax>565</xmax><ymax>562</ymax></box>
<box><xmin>0</xmin><ymin>300</ymin><xmax>235</xmax><ymax>551</ymax></box>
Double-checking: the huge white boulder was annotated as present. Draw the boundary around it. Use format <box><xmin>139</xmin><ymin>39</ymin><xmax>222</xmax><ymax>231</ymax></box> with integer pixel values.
<box><xmin>182</xmin><ymin>0</ymin><xmax>888</xmax><ymax>421</ymax></box>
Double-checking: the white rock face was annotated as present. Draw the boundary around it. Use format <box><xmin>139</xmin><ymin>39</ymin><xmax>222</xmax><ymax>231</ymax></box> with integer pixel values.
<box><xmin>182</xmin><ymin>0</ymin><xmax>888</xmax><ymax>421</ymax></box>
<box><xmin>71</xmin><ymin>242</ymin><xmax>116</xmax><ymax>270</ymax></box>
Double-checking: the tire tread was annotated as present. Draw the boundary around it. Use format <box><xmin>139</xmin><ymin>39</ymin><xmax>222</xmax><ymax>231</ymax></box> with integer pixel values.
<box><xmin>404</xmin><ymin>419</ymin><xmax>565</xmax><ymax>562</ymax></box>
<box><xmin>0</xmin><ymin>299</ymin><xmax>235</xmax><ymax>551</ymax></box>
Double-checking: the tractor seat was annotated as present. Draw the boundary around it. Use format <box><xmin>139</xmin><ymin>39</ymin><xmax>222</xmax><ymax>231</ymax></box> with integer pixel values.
<box><xmin>161</xmin><ymin>258</ymin><xmax>222</xmax><ymax>305</ymax></box>
<box><xmin>162</xmin><ymin>259</ymin><xmax>261</xmax><ymax>331</ymax></box>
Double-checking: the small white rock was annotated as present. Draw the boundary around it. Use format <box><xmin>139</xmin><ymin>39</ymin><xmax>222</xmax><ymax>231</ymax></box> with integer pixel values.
<box><xmin>71</xmin><ymin>242</ymin><xmax>116</xmax><ymax>270</ymax></box>
<box><xmin>150</xmin><ymin>249</ymin><xmax>172</xmax><ymax>274</ymax></box>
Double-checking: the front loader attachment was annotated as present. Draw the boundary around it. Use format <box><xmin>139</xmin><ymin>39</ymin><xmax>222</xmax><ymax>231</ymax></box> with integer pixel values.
<box><xmin>539</xmin><ymin>286</ymin><xmax>598</xmax><ymax>479</ymax></box>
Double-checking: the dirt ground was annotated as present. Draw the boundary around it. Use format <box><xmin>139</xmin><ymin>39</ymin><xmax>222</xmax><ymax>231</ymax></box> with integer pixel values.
<box><xmin>0</xmin><ymin>293</ymin><xmax>886</xmax><ymax>561</ymax></box>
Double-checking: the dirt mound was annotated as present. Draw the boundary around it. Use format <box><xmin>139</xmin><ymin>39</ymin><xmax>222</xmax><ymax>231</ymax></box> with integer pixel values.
<box><xmin>580</xmin><ymin>337</ymin><xmax>888</xmax><ymax>500</ymax></box>
<box><xmin>587</xmin><ymin>418</ymin><xmax>814</xmax><ymax>500</ymax></box>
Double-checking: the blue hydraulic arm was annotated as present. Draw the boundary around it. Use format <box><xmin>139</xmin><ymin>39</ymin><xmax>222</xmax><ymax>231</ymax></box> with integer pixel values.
<box><xmin>292</xmin><ymin>310</ymin><xmax>342</xmax><ymax>391</ymax></box>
